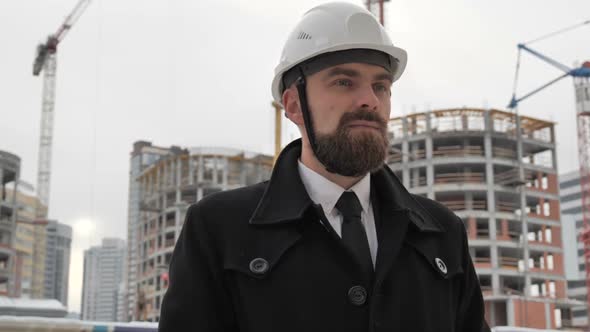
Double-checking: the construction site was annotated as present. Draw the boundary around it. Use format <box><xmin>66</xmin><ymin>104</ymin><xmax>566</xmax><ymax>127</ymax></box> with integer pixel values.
<box><xmin>0</xmin><ymin>0</ymin><xmax>589</xmax><ymax>330</ymax></box>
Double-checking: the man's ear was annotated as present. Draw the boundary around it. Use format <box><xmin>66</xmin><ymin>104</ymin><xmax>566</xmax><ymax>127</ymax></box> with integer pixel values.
<box><xmin>283</xmin><ymin>86</ymin><xmax>304</xmax><ymax>127</ymax></box>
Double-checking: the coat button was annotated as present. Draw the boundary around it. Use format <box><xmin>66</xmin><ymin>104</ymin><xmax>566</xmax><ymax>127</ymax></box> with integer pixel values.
<box><xmin>348</xmin><ymin>285</ymin><xmax>367</xmax><ymax>306</ymax></box>
<box><xmin>249</xmin><ymin>258</ymin><xmax>269</xmax><ymax>275</ymax></box>
<box><xmin>435</xmin><ymin>257</ymin><xmax>447</xmax><ymax>275</ymax></box>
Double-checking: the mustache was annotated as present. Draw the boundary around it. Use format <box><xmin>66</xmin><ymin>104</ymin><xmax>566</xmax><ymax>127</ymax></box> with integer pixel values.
<box><xmin>339</xmin><ymin>110</ymin><xmax>387</xmax><ymax>130</ymax></box>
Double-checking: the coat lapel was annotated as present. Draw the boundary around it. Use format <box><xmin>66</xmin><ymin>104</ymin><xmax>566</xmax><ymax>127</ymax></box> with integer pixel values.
<box><xmin>370</xmin><ymin>165</ymin><xmax>446</xmax><ymax>288</ymax></box>
<box><xmin>374</xmin><ymin>206</ymin><xmax>411</xmax><ymax>286</ymax></box>
<box><xmin>247</xmin><ymin>138</ymin><xmax>448</xmax><ymax>287</ymax></box>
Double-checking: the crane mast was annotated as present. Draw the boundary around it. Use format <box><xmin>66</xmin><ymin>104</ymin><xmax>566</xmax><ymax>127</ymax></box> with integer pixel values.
<box><xmin>35</xmin><ymin>54</ymin><xmax>57</xmax><ymax>218</ymax></box>
<box><xmin>576</xmin><ymin>64</ymin><xmax>590</xmax><ymax>322</ymax></box>
<box><xmin>32</xmin><ymin>0</ymin><xmax>91</xmax><ymax>218</ymax></box>
<box><xmin>365</xmin><ymin>0</ymin><xmax>389</xmax><ymax>26</ymax></box>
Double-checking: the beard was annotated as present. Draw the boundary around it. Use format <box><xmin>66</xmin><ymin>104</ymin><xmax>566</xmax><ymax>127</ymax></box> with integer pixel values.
<box><xmin>314</xmin><ymin>109</ymin><xmax>389</xmax><ymax>177</ymax></box>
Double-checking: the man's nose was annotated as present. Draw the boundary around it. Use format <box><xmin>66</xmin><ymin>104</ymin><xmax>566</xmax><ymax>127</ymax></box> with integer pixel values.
<box><xmin>355</xmin><ymin>85</ymin><xmax>379</xmax><ymax>111</ymax></box>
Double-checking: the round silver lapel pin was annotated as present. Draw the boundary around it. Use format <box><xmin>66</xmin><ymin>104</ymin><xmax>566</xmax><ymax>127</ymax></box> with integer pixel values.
<box><xmin>435</xmin><ymin>257</ymin><xmax>447</xmax><ymax>275</ymax></box>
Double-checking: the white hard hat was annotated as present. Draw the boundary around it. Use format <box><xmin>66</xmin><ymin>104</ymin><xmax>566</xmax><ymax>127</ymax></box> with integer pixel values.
<box><xmin>271</xmin><ymin>1</ymin><xmax>408</xmax><ymax>104</ymax></box>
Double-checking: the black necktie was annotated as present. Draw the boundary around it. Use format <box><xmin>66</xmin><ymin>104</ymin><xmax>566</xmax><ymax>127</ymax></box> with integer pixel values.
<box><xmin>336</xmin><ymin>191</ymin><xmax>374</xmax><ymax>280</ymax></box>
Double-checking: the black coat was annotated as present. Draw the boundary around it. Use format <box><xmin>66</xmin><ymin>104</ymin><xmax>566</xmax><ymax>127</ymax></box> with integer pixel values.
<box><xmin>159</xmin><ymin>139</ymin><xmax>490</xmax><ymax>332</ymax></box>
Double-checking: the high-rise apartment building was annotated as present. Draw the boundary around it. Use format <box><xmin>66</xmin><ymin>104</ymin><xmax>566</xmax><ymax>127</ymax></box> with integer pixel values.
<box><xmin>389</xmin><ymin>108</ymin><xmax>574</xmax><ymax>329</ymax></box>
<box><xmin>0</xmin><ymin>150</ymin><xmax>19</xmax><ymax>297</ymax></box>
<box><xmin>560</xmin><ymin>170</ymin><xmax>588</xmax><ymax>328</ymax></box>
<box><xmin>31</xmin><ymin>219</ymin><xmax>48</xmax><ymax>299</ymax></box>
<box><xmin>126</xmin><ymin>141</ymin><xmax>178</xmax><ymax>321</ymax></box>
<box><xmin>13</xmin><ymin>220</ymin><xmax>33</xmax><ymax>298</ymax></box>
<box><xmin>43</xmin><ymin>220</ymin><xmax>71</xmax><ymax>306</ymax></box>
<box><xmin>81</xmin><ymin>238</ymin><xmax>126</xmax><ymax>321</ymax></box>
<box><xmin>128</xmin><ymin>141</ymin><xmax>272</xmax><ymax>321</ymax></box>
<box><xmin>9</xmin><ymin>181</ymin><xmax>46</xmax><ymax>298</ymax></box>
<box><xmin>116</xmin><ymin>282</ymin><xmax>126</xmax><ymax>322</ymax></box>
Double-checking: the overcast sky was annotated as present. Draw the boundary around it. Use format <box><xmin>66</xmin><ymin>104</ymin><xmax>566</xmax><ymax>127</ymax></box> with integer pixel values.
<box><xmin>1</xmin><ymin>0</ymin><xmax>588</xmax><ymax>314</ymax></box>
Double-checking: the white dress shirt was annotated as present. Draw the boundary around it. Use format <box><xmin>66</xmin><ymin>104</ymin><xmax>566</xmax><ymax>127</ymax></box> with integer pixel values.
<box><xmin>298</xmin><ymin>160</ymin><xmax>378</xmax><ymax>266</ymax></box>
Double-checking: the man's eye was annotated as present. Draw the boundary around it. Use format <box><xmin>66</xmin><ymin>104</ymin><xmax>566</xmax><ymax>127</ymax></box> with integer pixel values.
<box><xmin>374</xmin><ymin>84</ymin><xmax>390</xmax><ymax>94</ymax></box>
<box><xmin>335</xmin><ymin>79</ymin><xmax>353</xmax><ymax>87</ymax></box>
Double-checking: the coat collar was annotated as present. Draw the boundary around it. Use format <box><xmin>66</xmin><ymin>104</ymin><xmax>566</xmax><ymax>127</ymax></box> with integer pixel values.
<box><xmin>249</xmin><ymin>139</ymin><xmax>445</xmax><ymax>233</ymax></box>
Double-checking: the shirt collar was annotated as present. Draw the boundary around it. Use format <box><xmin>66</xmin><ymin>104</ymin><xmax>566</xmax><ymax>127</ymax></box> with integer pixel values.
<box><xmin>298</xmin><ymin>160</ymin><xmax>371</xmax><ymax>216</ymax></box>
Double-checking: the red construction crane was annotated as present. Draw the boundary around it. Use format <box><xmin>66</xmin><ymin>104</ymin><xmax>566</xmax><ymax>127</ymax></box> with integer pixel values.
<box><xmin>365</xmin><ymin>0</ymin><xmax>390</xmax><ymax>26</ymax></box>
<box><xmin>32</xmin><ymin>0</ymin><xmax>92</xmax><ymax>218</ymax></box>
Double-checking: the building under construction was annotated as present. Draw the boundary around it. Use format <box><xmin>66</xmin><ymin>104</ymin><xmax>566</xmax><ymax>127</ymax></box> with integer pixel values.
<box><xmin>129</xmin><ymin>142</ymin><xmax>272</xmax><ymax>322</ymax></box>
<box><xmin>388</xmin><ymin>108</ymin><xmax>579</xmax><ymax>329</ymax></box>
<box><xmin>0</xmin><ymin>150</ymin><xmax>19</xmax><ymax>297</ymax></box>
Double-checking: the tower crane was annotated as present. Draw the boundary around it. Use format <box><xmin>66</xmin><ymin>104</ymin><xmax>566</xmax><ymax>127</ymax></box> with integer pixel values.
<box><xmin>507</xmin><ymin>19</ymin><xmax>590</xmax><ymax>320</ymax></box>
<box><xmin>365</xmin><ymin>0</ymin><xmax>390</xmax><ymax>26</ymax></box>
<box><xmin>32</xmin><ymin>0</ymin><xmax>92</xmax><ymax>218</ymax></box>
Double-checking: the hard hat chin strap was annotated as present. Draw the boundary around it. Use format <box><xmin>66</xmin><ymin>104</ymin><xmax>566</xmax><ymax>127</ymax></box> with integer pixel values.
<box><xmin>295</xmin><ymin>70</ymin><xmax>337</xmax><ymax>174</ymax></box>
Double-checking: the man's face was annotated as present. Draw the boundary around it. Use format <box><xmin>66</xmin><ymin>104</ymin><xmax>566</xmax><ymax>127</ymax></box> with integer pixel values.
<box><xmin>305</xmin><ymin>62</ymin><xmax>393</xmax><ymax>176</ymax></box>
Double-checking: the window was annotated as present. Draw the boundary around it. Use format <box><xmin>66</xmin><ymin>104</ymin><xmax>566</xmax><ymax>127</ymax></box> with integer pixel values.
<box><xmin>568</xmin><ymin>279</ymin><xmax>586</xmax><ymax>288</ymax></box>
<box><xmin>561</xmin><ymin>191</ymin><xmax>582</xmax><ymax>203</ymax></box>
<box><xmin>547</xmin><ymin>255</ymin><xmax>554</xmax><ymax>270</ymax></box>
<box><xmin>555</xmin><ymin>309</ymin><xmax>562</xmax><ymax>328</ymax></box>
<box><xmin>560</xmin><ymin>178</ymin><xmax>580</xmax><ymax>189</ymax></box>
<box><xmin>541</xmin><ymin>175</ymin><xmax>548</xmax><ymax>190</ymax></box>
<box><xmin>528</xmin><ymin>232</ymin><xmax>536</xmax><ymax>241</ymax></box>
<box><xmin>545</xmin><ymin>229</ymin><xmax>552</xmax><ymax>243</ymax></box>
<box><xmin>549</xmin><ymin>281</ymin><xmax>556</xmax><ymax>298</ymax></box>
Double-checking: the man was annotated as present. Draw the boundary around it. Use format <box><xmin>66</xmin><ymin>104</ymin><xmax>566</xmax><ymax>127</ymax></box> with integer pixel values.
<box><xmin>159</xmin><ymin>2</ymin><xmax>490</xmax><ymax>331</ymax></box>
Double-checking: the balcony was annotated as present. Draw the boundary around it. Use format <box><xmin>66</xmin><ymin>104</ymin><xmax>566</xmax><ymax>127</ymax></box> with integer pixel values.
<box><xmin>433</xmin><ymin>145</ymin><xmax>484</xmax><ymax>158</ymax></box>
<box><xmin>496</xmin><ymin>230</ymin><xmax>522</xmax><ymax>244</ymax></box>
<box><xmin>492</xmin><ymin>146</ymin><xmax>517</xmax><ymax>160</ymax></box>
<box><xmin>480</xmin><ymin>286</ymin><xmax>493</xmax><ymax>296</ymax></box>
<box><xmin>0</xmin><ymin>219</ymin><xmax>11</xmax><ymax>232</ymax></box>
<box><xmin>388</xmin><ymin>149</ymin><xmax>426</xmax><ymax>163</ymax></box>
<box><xmin>148</xmin><ymin>227</ymin><xmax>158</xmax><ymax>237</ymax></box>
<box><xmin>499</xmin><ymin>286</ymin><xmax>525</xmax><ymax>296</ymax></box>
<box><xmin>165</xmin><ymin>218</ymin><xmax>176</xmax><ymax>230</ymax></box>
<box><xmin>140</xmin><ymin>201</ymin><xmax>160</xmax><ymax>213</ymax></box>
<box><xmin>499</xmin><ymin>256</ymin><xmax>520</xmax><ymax>270</ymax></box>
<box><xmin>496</xmin><ymin>201</ymin><xmax>518</xmax><ymax>214</ymax></box>
<box><xmin>165</xmin><ymin>238</ymin><xmax>175</xmax><ymax>249</ymax></box>
<box><xmin>439</xmin><ymin>199</ymin><xmax>487</xmax><ymax>212</ymax></box>
<box><xmin>0</xmin><ymin>244</ymin><xmax>13</xmax><ymax>260</ymax></box>
<box><xmin>0</xmin><ymin>267</ymin><xmax>9</xmax><ymax>283</ymax></box>
<box><xmin>494</xmin><ymin>169</ymin><xmax>526</xmax><ymax>187</ymax></box>
<box><xmin>474</xmin><ymin>257</ymin><xmax>492</xmax><ymax>269</ymax></box>
<box><xmin>434</xmin><ymin>172</ymin><xmax>485</xmax><ymax>185</ymax></box>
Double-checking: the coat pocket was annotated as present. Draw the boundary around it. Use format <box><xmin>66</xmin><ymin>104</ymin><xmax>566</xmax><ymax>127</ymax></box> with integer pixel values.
<box><xmin>221</xmin><ymin>226</ymin><xmax>302</xmax><ymax>280</ymax></box>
